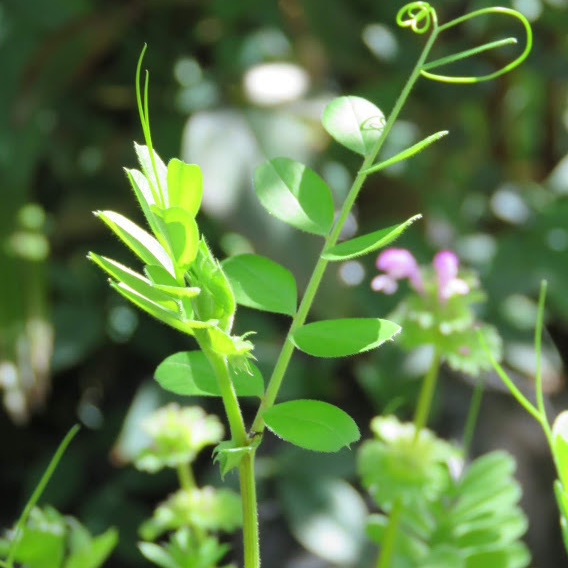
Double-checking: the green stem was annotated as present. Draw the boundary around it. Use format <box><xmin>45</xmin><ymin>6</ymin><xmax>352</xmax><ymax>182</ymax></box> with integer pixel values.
<box><xmin>535</xmin><ymin>280</ymin><xmax>549</xmax><ymax>430</ymax></box>
<box><xmin>377</xmin><ymin>498</ymin><xmax>403</xmax><ymax>568</ymax></box>
<box><xmin>239</xmin><ymin>451</ymin><xmax>260</xmax><ymax>568</ymax></box>
<box><xmin>196</xmin><ymin>336</ymin><xmax>248</xmax><ymax>447</ymax></box>
<box><xmin>251</xmin><ymin>23</ymin><xmax>440</xmax><ymax>434</ymax></box>
<box><xmin>462</xmin><ymin>379</ymin><xmax>484</xmax><ymax>457</ymax></box>
<box><xmin>194</xmin><ymin>335</ymin><xmax>258</xmax><ymax>567</ymax></box>
<box><xmin>413</xmin><ymin>349</ymin><xmax>441</xmax><ymax>438</ymax></box>
<box><xmin>6</xmin><ymin>425</ymin><xmax>80</xmax><ymax>568</ymax></box>
<box><xmin>177</xmin><ymin>463</ymin><xmax>195</xmax><ymax>491</ymax></box>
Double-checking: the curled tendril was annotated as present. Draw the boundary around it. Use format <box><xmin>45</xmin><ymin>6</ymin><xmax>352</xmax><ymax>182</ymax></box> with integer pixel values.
<box><xmin>421</xmin><ymin>7</ymin><xmax>533</xmax><ymax>84</ymax></box>
<box><xmin>397</xmin><ymin>2</ymin><xmax>436</xmax><ymax>34</ymax></box>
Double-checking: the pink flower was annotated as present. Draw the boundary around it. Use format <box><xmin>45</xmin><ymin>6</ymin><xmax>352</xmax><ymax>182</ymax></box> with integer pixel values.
<box><xmin>371</xmin><ymin>248</ymin><xmax>424</xmax><ymax>294</ymax></box>
<box><xmin>433</xmin><ymin>250</ymin><xmax>469</xmax><ymax>301</ymax></box>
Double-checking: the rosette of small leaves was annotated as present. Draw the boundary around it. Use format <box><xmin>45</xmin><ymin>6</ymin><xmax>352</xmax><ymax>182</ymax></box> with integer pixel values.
<box><xmin>140</xmin><ymin>487</ymin><xmax>242</xmax><ymax>542</ymax></box>
<box><xmin>135</xmin><ymin>404</ymin><xmax>224</xmax><ymax>473</ymax></box>
<box><xmin>358</xmin><ymin>418</ymin><xmax>531</xmax><ymax>568</ymax></box>
<box><xmin>139</xmin><ymin>528</ymin><xmax>235</xmax><ymax>568</ymax></box>
<box><xmin>358</xmin><ymin>415</ymin><xmax>458</xmax><ymax>507</ymax></box>
<box><xmin>391</xmin><ymin>269</ymin><xmax>502</xmax><ymax>376</ymax></box>
<box><xmin>0</xmin><ymin>506</ymin><xmax>118</xmax><ymax>568</ymax></box>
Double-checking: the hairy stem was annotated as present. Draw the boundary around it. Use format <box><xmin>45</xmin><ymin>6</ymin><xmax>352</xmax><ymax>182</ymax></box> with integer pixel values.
<box><xmin>251</xmin><ymin>25</ymin><xmax>440</xmax><ymax>434</ymax></box>
<box><xmin>195</xmin><ymin>335</ymin><xmax>258</xmax><ymax>567</ymax></box>
<box><xmin>413</xmin><ymin>349</ymin><xmax>441</xmax><ymax>438</ymax></box>
<box><xmin>197</xmin><ymin>337</ymin><xmax>248</xmax><ymax>446</ymax></box>
<box><xmin>239</xmin><ymin>451</ymin><xmax>260</xmax><ymax>568</ymax></box>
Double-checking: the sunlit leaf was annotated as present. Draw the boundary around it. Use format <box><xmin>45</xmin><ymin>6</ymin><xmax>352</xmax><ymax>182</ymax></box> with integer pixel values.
<box><xmin>292</xmin><ymin>318</ymin><xmax>401</xmax><ymax>357</ymax></box>
<box><xmin>322</xmin><ymin>96</ymin><xmax>385</xmax><ymax>155</ymax></box>
<box><xmin>253</xmin><ymin>158</ymin><xmax>334</xmax><ymax>235</ymax></box>
<box><xmin>135</xmin><ymin>143</ymin><xmax>168</xmax><ymax>206</ymax></box>
<box><xmin>154</xmin><ymin>351</ymin><xmax>264</xmax><ymax>397</ymax></box>
<box><xmin>110</xmin><ymin>281</ymin><xmax>213</xmax><ymax>335</ymax></box>
<box><xmin>263</xmin><ymin>399</ymin><xmax>360</xmax><ymax>452</ymax></box>
<box><xmin>167</xmin><ymin>158</ymin><xmax>203</xmax><ymax>217</ymax></box>
<box><xmin>221</xmin><ymin>254</ymin><xmax>297</xmax><ymax>315</ymax></box>
<box><xmin>95</xmin><ymin>210</ymin><xmax>174</xmax><ymax>276</ymax></box>
<box><xmin>88</xmin><ymin>253</ymin><xmax>179</xmax><ymax>311</ymax></box>
<box><xmin>125</xmin><ymin>168</ymin><xmax>160</xmax><ymax>235</ymax></box>
<box><xmin>362</xmin><ymin>131</ymin><xmax>449</xmax><ymax>174</ymax></box>
<box><xmin>322</xmin><ymin>214</ymin><xmax>421</xmax><ymax>261</ymax></box>
<box><xmin>152</xmin><ymin>206</ymin><xmax>199</xmax><ymax>271</ymax></box>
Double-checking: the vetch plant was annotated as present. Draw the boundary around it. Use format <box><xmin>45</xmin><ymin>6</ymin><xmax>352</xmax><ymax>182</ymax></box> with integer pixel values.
<box><xmin>88</xmin><ymin>3</ymin><xmax>532</xmax><ymax>566</ymax></box>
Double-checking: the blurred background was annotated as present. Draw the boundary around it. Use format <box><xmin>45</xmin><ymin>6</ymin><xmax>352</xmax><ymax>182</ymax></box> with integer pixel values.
<box><xmin>1</xmin><ymin>0</ymin><xmax>567</xmax><ymax>566</ymax></box>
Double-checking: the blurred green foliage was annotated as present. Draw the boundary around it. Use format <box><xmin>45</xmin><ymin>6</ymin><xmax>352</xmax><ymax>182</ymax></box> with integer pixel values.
<box><xmin>1</xmin><ymin>0</ymin><xmax>567</xmax><ymax>565</ymax></box>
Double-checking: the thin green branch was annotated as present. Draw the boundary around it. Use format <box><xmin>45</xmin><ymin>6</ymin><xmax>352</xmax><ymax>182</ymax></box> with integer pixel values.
<box><xmin>421</xmin><ymin>37</ymin><xmax>517</xmax><ymax>71</ymax></box>
<box><xmin>377</xmin><ymin>499</ymin><xmax>403</xmax><ymax>568</ymax></box>
<box><xmin>462</xmin><ymin>379</ymin><xmax>484</xmax><ymax>457</ymax></box>
<box><xmin>177</xmin><ymin>463</ymin><xmax>195</xmax><ymax>491</ymax></box>
<box><xmin>413</xmin><ymin>349</ymin><xmax>441</xmax><ymax>438</ymax></box>
<box><xmin>6</xmin><ymin>425</ymin><xmax>80</xmax><ymax>568</ymax></box>
<box><xmin>478</xmin><ymin>330</ymin><xmax>541</xmax><ymax>422</ymax></box>
<box><xmin>535</xmin><ymin>280</ymin><xmax>548</xmax><ymax>425</ymax></box>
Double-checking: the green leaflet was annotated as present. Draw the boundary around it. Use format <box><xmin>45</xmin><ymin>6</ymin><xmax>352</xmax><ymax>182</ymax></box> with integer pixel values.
<box><xmin>553</xmin><ymin>411</ymin><xmax>568</xmax><ymax>488</ymax></box>
<box><xmin>134</xmin><ymin>142</ymin><xmax>168</xmax><ymax>207</ymax></box>
<box><xmin>263</xmin><ymin>399</ymin><xmax>360</xmax><ymax>452</ymax></box>
<box><xmin>362</xmin><ymin>130</ymin><xmax>449</xmax><ymax>175</ymax></box>
<box><xmin>95</xmin><ymin>210</ymin><xmax>175</xmax><ymax>277</ymax></box>
<box><xmin>144</xmin><ymin>264</ymin><xmax>179</xmax><ymax>287</ymax></box>
<box><xmin>88</xmin><ymin>253</ymin><xmax>179</xmax><ymax>312</ymax></box>
<box><xmin>322</xmin><ymin>96</ymin><xmax>385</xmax><ymax>155</ymax></box>
<box><xmin>190</xmin><ymin>239</ymin><xmax>236</xmax><ymax>331</ymax></box>
<box><xmin>221</xmin><ymin>254</ymin><xmax>297</xmax><ymax>316</ymax></box>
<box><xmin>554</xmin><ymin>481</ymin><xmax>568</xmax><ymax>554</ymax></box>
<box><xmin>166</xmin><ymin>158</ymin><xmax>203</xmax><ymax>217</ymax></box>
<box><xmin>292</xmin><ymin>318</ymin><xmax>401</xmax><ymax>358</ymax></box>
<box><xmin>154</xmin><ymin>351</ymin><xmax>264</xmax><ymax>398</ymax></box>
<box><xmin>124</xmin><ymin>168</ymin><xmax>161</xmax><ymax>236</ymax></box>
<box><xmin>253</xmin><ymin>157</ymin><xmax>334</xmax><ymax>236</ymax></box>
<box><xmin>151</xmin><ymin>206</ymin><xmax>199</xmax><ymax>272</ymax></box>
<box><xmin>110</xmin><ymin>281</ymin><xmax>214</xmax><ymax>336</ymax></box>
<box><xmin>321</xmin><ymin>214</ymin><xmax>422</xmax><ymax>261</ymax></box>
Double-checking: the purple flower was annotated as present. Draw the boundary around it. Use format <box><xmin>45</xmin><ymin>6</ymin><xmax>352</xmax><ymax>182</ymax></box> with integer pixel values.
<box><xmin>371</xmin><ymin>248</ymin><xmax>424</xmax><ymax>294</ymax></box>
<box><xmin>433</xmin><ymin>250</ymin><xmax>469</xmax><ymax>301</ymax></box>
